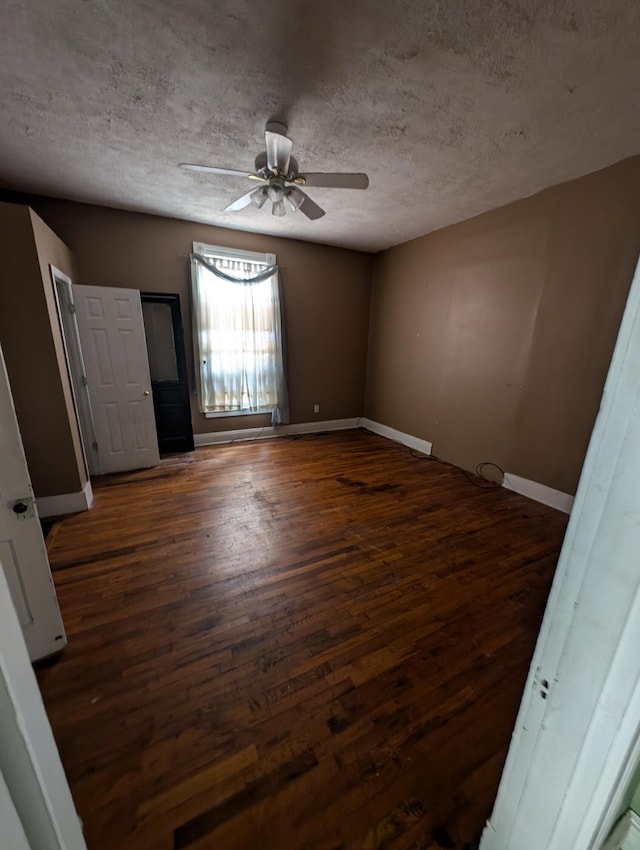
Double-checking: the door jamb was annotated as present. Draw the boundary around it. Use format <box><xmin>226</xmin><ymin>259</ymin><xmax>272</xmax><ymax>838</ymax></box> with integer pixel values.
<box><xmin>50</xmin><ymin>267</ymin><xmax>101</xmax><ymax>476</ymax></box>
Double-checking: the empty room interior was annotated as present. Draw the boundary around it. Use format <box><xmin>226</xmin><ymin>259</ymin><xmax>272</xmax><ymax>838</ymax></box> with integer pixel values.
<box><xmin>2</xmin><ymin>3</ymin><xmax>640</xmax><ymax>850</ymax></box>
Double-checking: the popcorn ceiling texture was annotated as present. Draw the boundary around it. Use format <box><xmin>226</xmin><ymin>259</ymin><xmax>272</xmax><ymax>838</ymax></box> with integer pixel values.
<box><xmin>1</xmin><ymin>0</ymin><xmax>640</xmax><ymax>252</ymax></box>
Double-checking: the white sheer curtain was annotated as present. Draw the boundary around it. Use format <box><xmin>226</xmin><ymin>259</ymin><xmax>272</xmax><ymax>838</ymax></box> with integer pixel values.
<box><xmin>191</xmin><ymin>254</ymin><xmax>289</xmax><ymax>424</ymax></box>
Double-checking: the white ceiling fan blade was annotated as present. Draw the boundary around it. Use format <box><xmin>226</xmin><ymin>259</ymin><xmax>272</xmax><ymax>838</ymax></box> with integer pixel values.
<box><xmin>295</xmin><ymin>173</ymin><xmax>369</xmax><ymax>190</ymax></box>
<box><xmin>224</xmin><ymin>189</ymin><xmax>256</xmax><ymax>212</ymax></box>
<box><xmin>265</xmin><ymin>127</ymin><xmax>293</xmax><ymax>174</ymax></box>
<box><xmin>180</xmin><ymin>163</ymin><xmax>255</xmax><ymax>178</ymax></box>
<box><xmin>287</xmin><ymin>187</ymin><xmax>325</xmax><ymax>220</ymax></box>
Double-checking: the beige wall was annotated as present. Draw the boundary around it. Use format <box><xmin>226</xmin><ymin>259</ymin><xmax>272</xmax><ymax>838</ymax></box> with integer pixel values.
<box><xmin>26</xmin><ymin>201</ymin><xmax>373</xmax><ymax>434</ymax></box>
<box><xmin>0</xmin><ymin>203</ymin><xmax>86</xmax><ymax>496</ymax></box>
<box><xmin>365</xmin><ymin>156</ymin><xmax>640</xmax><ymax>494</ymax></box>
<box><xmin>29</xmin><ymin>211</ymin><xmax>88</xmax><ymax>489</ymax></box>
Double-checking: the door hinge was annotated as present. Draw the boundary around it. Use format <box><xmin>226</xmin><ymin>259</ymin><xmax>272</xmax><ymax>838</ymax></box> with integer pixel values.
<box><xmin>92</xmin><ymin>440</ymin><xmax>99</xmax><ymax>451</ymax></box>
<box><xmin>534</xmin><ymin>669</ymin><xmax>552</xmax><ymax>700</ymax></box>
<box><xmin>81</xmin><ymin>375</ymin><xmax>88</xmax><ymax>386</ymax></box>
<box><xmin>68</xmin><ymin>303</ymin><xmax>76</xmax><ymax>314</ymax></box>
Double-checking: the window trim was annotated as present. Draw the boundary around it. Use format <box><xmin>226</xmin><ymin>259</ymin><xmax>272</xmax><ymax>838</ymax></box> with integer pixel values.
<box><xmin>192</xmin><ymin>241</ymin><xmax>276</xmax><ymax>266</ymax></box>
<box><xmin>190</xmin><ymin>241</ymin><xmax>282</xmax><ymax>418</ymax></box>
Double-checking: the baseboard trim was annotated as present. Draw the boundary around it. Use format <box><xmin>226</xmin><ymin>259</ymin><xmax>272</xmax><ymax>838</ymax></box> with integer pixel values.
<box><xmin>194</xmin><ymin>418</ymin><xmax>360</xmax><ymax>447</ymax></box>
<box><xmin>357</xmin><ymin>419</ymin><xmax>572</xmax><ymax>513</ymax></box>
<box><xmin>503</xmin><ymin>472</ymin><xmax>574</xmax><ymax>514</ymax></box>
<box><xmin>357</xmin><ymin>418</ymin><xmax>433</xmax><ymax>456</ymax></box>
<box><xmin>37</xmin><ymin>479</ymin><xmax>93</xmax><ymax>518</ymax></box>
<box><xmin>602</xmin><ymin>810</ymin><xmax>640</xmax><ymax>850</ymax></box>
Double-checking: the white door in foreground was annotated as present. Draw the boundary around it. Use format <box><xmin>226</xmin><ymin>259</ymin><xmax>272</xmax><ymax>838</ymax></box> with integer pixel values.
<box><xmin>0</xmin><ymin>564</ymin><xmax>87</xmax><ymax>850</ymax></box>
<box><xmin>0</xmin><ymin>344</ymin><xmax>66</xmax><ymax>661</ymax></box>
<box><xmin>73</xmin><ymin>284</ymin><xmax>159</xmax><ymax>474</ymax></box>
<box><xmin>481</xmin><ymin>255</ymin><xmax>640</xmax><ymax>850</ymax></box>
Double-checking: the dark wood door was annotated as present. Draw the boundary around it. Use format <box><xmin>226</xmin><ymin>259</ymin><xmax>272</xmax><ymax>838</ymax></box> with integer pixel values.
<box><xmin>141</xmin><ymin>292</ymin><xmax>194</xmax><ymax>454</ymax></box>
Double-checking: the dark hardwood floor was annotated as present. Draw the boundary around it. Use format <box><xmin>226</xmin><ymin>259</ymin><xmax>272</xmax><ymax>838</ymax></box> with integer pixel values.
<box><xmin>37</xmin><ymin>429</ymin><xmax>568</xmax><ymax>850</ymax></box>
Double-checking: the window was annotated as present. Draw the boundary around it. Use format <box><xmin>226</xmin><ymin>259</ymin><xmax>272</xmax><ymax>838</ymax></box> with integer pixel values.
<box><xmin>190</xmin><ymin>242</ymin><xmax>289</xmax><ymax>424</ymax></box>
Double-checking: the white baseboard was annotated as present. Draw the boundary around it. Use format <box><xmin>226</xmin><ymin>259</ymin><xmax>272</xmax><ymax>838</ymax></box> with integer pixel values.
<box><xmin>194</xmin><ymin>418</ymin><xmax>360</xmax><ymax>447</ymax></box>
<box><xmin>358</xmin><ymin>418</ymin><xmax>573</xmax><ymax>513</ymax></box>
<box><xmin>503</xmin><ymin>472</ymin><xmax>574</xmax><ymax>514</ymax></box>
<box><xmin>285</xmin><ymin>418</ymin><xmax>360</xmax><ymax>435</ymax></box>
<box><xmin>37</xmin><ymin>480</ymin><xmax>93</xmax><ymax>518</ymax></box>
<box><xmin>602</xmin><ymin>810</ymin><xmax>640</xmax><ymax>850</ymax></box>
<box><xmin>357</xmin><ymin>417</ymin><xmax>433</xmax><ymax>456</ymax></box>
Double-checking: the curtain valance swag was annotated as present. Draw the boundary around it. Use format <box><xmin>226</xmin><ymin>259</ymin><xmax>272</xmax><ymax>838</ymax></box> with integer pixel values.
<box><xmin>190</xmin><ymin>253</ymin><xmax>279</xmax><ymax>285</ymax></box>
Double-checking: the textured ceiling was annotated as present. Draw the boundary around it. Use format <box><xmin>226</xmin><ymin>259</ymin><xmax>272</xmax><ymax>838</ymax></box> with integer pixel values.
<box><xmin>1</xmin><ymin>1</ymin><xmax>640</xmax><ymax>252</ymax></box>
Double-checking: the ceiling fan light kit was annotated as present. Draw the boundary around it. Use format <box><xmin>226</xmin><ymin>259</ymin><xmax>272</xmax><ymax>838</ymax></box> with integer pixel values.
<box><xmin>250</xmin><ymin>187</ymin><xmax>269</xmax><ymax>209</ymax></box>
<box><xmin>180</xmin><ymin>122</ymin><xmax>369</xmax><ymax>221</ymax></box>
<box><xmin>285</xmin><ymin>186</ymin><xmax>305</xmax><ymax>212</ymax></box>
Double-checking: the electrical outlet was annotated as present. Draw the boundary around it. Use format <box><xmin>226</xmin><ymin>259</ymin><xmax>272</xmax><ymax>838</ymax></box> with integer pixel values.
<box><xmin>313</xmin><ymin>404</ymin><xmax>320</xmax><ymax>413</ymax></box>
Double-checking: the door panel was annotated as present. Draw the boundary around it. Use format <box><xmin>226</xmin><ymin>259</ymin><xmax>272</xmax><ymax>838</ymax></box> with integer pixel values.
<box><xmin>74</xmin><ymin>285</ymin><xmax>160</xmax><ymax>474</ymax></box>
<box><xmin>0</xmin><ymin>345</ymin><xmax>67</xmax><ymax>661</ymax></box>
<box><xmin>141</xmin><ymin>293</ymin><xmax>194</xmax><ymax>454</ymax></box>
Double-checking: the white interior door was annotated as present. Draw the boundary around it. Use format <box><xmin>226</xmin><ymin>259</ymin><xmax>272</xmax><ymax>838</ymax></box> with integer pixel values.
<box><xmin>0</xmin><ymin>345</ymin><xmax>66</xmax><ymax>661</ymax></box>
<box><xmin>0</xmin><ymin>564</ymin><xmax>87</xmax><ymax>850</ymax></box>
<box><xmin>481</xmin><ymin>253</ymin><xmax>640</xmax><ymax>850</ymax></box>
<box><xmin>73</xmin><ymin>285</ymin><xmax>160</xmax><ymax>474</ymax></box>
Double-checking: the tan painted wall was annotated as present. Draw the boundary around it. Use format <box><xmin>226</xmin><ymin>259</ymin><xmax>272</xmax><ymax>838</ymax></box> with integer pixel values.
<box><xmin>365</xmin><ymin>157</ymin><xmax>640</xmax><ymax>494</ymax></box>
<box><xmin>29</xmin><ymin>210</ymin><xmax>87</xmax><ymax>489</ymax></box>
<box><xmin>0</xmin><ymin>203</ymin><xmax>86</xmax><ymax>496</ymax></box>
<box><xmin>26</xmin><ymin>201</ymin><xmax>373</xmax><ymax>434</ymax></box>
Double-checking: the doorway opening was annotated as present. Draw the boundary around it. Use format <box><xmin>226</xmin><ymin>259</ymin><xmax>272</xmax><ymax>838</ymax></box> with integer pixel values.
<box><xmin>140</xmin><ymin>292</ymin><xmax>194</xmax><ymax>454</ymax></box>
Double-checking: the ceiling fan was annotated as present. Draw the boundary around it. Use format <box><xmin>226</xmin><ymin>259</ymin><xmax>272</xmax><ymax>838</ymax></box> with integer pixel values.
<box><xmin>180</xmin><ymin>121</ymin><xmax>369</xmax><ymax>220</ymax></box>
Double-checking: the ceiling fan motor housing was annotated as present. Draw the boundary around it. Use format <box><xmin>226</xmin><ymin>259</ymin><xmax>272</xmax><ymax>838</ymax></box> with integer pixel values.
<box><xmin>255</xmin><ymin>151</ymin><xmax>299</xmax><ymax>180</ymax></box>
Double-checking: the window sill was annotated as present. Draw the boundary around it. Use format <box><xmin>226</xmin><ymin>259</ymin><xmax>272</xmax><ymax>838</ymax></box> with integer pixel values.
<box><xmin>204</xmin><ymin>409</ymin><xmax>273</xmax><ymax>420</ymax></box>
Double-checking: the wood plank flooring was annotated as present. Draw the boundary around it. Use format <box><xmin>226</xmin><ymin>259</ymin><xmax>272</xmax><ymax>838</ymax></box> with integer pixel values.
<box><xmin>37</xmin><ymin>429</ymin><xmax>568</xmax><ymax>850</ymax></box>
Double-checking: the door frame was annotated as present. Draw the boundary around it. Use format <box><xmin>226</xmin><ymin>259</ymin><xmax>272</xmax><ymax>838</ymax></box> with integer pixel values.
<box><xmin>50</xmin><ymin>267</ymin><xmax>101</xmax><ymax>476</ymax></box>
<box><xmin>482</xmin><ymin>251</ymin><xmax>640</xmax><ymax>850</ymax></box>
